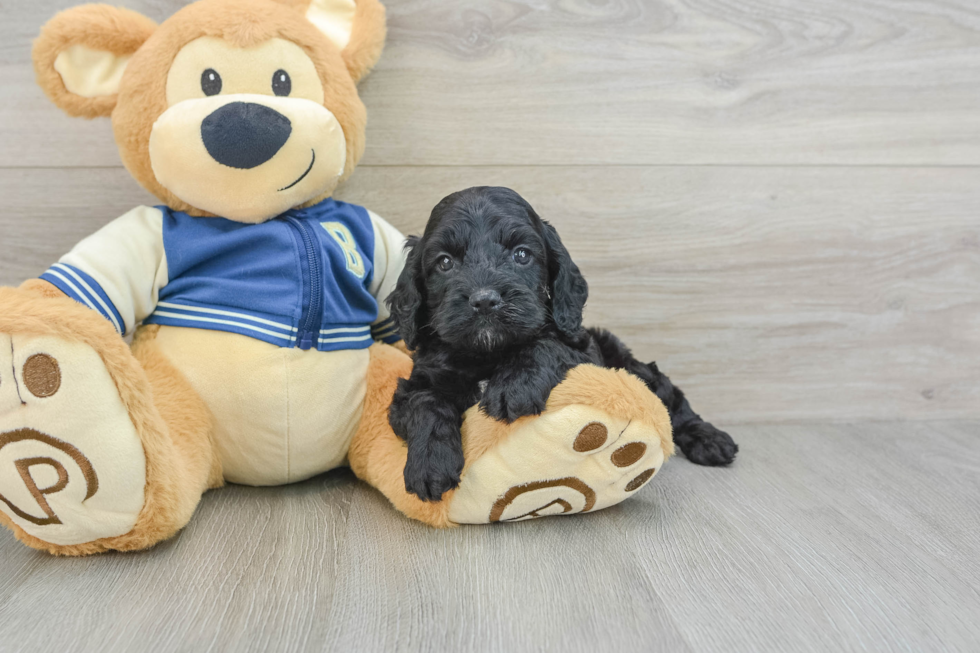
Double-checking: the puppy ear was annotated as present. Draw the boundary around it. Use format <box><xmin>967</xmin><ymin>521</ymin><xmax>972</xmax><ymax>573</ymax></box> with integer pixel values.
<box><xmin>386</xmin><ymin>235</ymin><xmax>426</xmax><ymax>350</ymax></box>
<box><xmin>542</xmin><ymin>220</ymin><xmax>589</xmax><ymax>339</ymax></box>
<box><xmin>33</xmin><ymin>5</ymin><xmax>156</xmax><ymax>118</ymax></box>
<box><xmin>303</xmin><ymin>0</ymin><xmax>386</xmax><ymax>83</ymax></box>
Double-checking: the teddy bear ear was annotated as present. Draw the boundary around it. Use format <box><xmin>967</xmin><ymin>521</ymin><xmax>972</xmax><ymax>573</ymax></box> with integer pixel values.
<box><xmin>33</xmin><ymin>5</ymin><xmax>156</xmax><ymax>119</ymax></box>
<box><xmin>303</xmin><ymin>0</ymin><xmax>386</xmax><ymax>83</ymax></box>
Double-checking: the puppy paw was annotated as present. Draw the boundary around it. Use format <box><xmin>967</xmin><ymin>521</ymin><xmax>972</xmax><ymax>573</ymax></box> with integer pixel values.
<box><xmin>404</xmin><ymin>439</ymin><xmax>465</xmax><ymax>502</ymax></box>
<box><xmin>479</xmin><ymin>379</ymin><xmax>548</xmax><ymax>423</ymax></box>
<box><xmin>675</xmin><ymin>422</ymin><xmax>738</xmax><ymax>466</ymax></box>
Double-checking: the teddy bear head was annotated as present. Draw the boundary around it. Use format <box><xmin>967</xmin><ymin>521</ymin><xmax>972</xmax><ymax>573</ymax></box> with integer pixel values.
<box><xmin>33</xmin><ymin>0</ymin><xmax>385</xmax><ymax>223</ymax></box>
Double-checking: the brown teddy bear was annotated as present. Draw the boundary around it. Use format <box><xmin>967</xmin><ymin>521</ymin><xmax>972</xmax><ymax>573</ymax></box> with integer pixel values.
<box><xmin>0</xmin><ymin>0</ymin><xmax>673</xmax><ymax>555</ymax></box>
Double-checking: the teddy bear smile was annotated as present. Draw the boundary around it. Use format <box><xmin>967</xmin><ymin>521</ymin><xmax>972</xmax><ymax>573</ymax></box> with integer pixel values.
<box><xmin>279</xmin><ymin>149</ymin><xmax>316</xmax><ymax>192</ymax></box>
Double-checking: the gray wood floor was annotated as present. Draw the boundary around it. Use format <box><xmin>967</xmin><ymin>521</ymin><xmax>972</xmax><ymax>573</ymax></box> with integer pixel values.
<box><xmin>1</xmin><ymin>422</ymin><xmax>978</xmax><ymax>653</ymax></box>
<box><xmin>2</xmin><ymin>0</ymin><xmax>980</xmax><ymax>651</ymax></box>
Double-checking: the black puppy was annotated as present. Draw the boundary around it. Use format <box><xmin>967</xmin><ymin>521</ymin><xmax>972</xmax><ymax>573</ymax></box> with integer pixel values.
<box><xmin>387</xmin><ymin>186</ymin><xmax>737</xmax><ymax>501</ymax></box>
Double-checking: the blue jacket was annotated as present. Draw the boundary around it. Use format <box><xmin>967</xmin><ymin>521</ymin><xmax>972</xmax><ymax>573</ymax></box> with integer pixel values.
<box><xmin>41</xmin><ymin>198</ymin><xmax>406</xmax><ymax>351</ymax></box>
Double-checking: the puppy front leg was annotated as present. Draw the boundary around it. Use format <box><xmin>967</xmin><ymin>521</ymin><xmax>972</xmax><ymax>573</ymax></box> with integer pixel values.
<box><xmin>480</xmin><ymin>340</ymin><xmax>589</xmax><ymax>423</ymax></box>
<box><xmin>390</xmin><ymin>378</ymin><xmax>467</xmax><ymax>502</ymax></box>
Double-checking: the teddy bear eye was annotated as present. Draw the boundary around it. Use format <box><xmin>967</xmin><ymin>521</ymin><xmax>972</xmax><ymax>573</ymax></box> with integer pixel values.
<box><xmin>272</xmin><ymin>69</ymin><xmax>292</xmax><ymax>97</ymax></box>
<box><xmin>201</xmin><ymin>68</ymin><xmax>222</xmax><ymax>96</ymax></box>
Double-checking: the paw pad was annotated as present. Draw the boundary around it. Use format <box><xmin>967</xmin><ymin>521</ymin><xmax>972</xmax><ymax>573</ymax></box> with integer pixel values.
<box><xmin>485</xmin><ymin>421</ymin><xmax>661</xmax><ymax>522</ymax></box>
<box><xmin>572</xmin><ymin>422</ymin><xmax>607</xmax><ymax>452</ymax></box>
<box><xmin>625</xmin><ymin>468</ymin><xmax>657</xmax><ymax>491</ymax></box>
<box><xmin>23</xmin><ymin>353</ymin><xmax>61</xmax><ymax>398</ymax></box>
<box><xmin>611</xmin><ymin>441</ymin><xmax>646</xmax><ymax>467</ymax></box>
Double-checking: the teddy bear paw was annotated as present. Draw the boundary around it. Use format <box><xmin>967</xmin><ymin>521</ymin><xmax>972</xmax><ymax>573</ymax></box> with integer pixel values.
<box><xmin>0</xmin><ymin>333</ymin><xmax>146</xmax><ymax>546</ymax></box>
<box><xmin>447</xmin><ymin>405</ymin><xmax>670</xmax><ymax>524</ymax></box>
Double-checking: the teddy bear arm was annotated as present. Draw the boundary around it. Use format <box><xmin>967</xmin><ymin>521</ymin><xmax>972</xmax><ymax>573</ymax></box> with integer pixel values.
<box><xmin>34</xmin><ymin>205</ymin><xmax>168</xmax><ymax>337</ymax></box>
<box><xmin>19</xmin><ymin>278</ymin><xmax>67</xmax><ymax>299</ymax></box>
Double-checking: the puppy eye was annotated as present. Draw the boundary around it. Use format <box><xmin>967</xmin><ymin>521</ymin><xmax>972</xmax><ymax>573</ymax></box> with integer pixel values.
<box><xmin>201</xmin><ymin>69</ymin><xmax>222</xmax><ymax>96</ymax></box>
<box><xmin>513</xmin><ymin>247</ymin><xmax>532</xmax><ymax>265</ymax></box>
<box><xmin>437</xmin><ymin>255</ymin><xmax>455</xmax><ymax>272</ymax></box>
<box><xmin>272</xmin><ymin>69</ymin><xmax>291</xmax><ymax>97</ymax></box>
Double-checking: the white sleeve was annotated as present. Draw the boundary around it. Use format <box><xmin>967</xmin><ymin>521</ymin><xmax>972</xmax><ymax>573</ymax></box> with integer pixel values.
<box><xmin>39</xmin><ymin>205</ymin><xmax>168</xmax><ymax>336</ymax></box>
<box><xmin>366</xmin><ymin>210</ymin><xmax>408</xmax><ymax>343</ymax></box>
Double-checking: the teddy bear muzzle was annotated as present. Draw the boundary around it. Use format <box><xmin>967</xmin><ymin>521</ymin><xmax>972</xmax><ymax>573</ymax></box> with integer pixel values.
<box><xmin>148</xmin><ymin>93</ymin><xmax>347</xmax><ymax>224</ymax></box>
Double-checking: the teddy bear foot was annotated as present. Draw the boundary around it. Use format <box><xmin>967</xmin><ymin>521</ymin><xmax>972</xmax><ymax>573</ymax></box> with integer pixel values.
<box><xmin>448</xmin><ymin>373</ymin><xmax>673</xmax><ymax>525</ymax></box>
<box><xmin>0</xmin><ymin>333</ymin><xmax>146</xmax><ymax>547</ymax></box>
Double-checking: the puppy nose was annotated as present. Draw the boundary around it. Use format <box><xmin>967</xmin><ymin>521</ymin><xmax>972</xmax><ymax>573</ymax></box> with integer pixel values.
<box><xmin>469</xmin><ymin>289</ymin><xmax>502</xmax><ymax>314</ymax></box>
<box><xmin>201</xmin><ymin>101</ymin><xmax>292</xmax><ymax>169</ymax></box>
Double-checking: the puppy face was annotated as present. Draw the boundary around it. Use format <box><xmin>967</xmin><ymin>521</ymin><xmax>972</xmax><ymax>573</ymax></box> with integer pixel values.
<box><xmin>423</xmin><ymin>191</ymin><xmax>550</xmax><ymax>352</ymax></box>
<box><xmin>388</xmin><ymin>187</ymin><xmax>589</xmax><ymax>352</ymax></box>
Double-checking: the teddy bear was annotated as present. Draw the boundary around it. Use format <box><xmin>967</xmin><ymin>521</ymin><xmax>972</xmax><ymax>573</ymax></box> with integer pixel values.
<box><xmin>0</xmin><ymin>0</ymin><xmax>674</xmax><ymax>556</ymax></box>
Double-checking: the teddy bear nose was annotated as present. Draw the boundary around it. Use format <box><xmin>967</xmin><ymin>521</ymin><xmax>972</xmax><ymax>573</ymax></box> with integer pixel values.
<box><xmin>201</xmin><ymin>101</ymin><xmax>292</xmax><ymax>169</ymax></box>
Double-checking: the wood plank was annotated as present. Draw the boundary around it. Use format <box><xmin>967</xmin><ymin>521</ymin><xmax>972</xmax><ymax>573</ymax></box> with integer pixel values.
<box><xmin>3</xmin><ymin>0</ymin><xmax>980</xmax><ymax>167</ymax></box>
<box><xmin>2</xmin><ymin>165</ymin><xmax>977</xmax><ymax>422</ymax></box>
<box><xmin>1</xmin><ymin>422</ymin><xmax>977</xmax><ymax>652</ymax></box>
<box><xmin>0</xmin><ymin>472</ymin><xmax>354</xmax><ymax>653</ymax></box>
<box><xmin>321</xmin><ymin>481</ymin><xmax>692</xmax><ymax>653</ymax></box>
<box><xmin>625</xmin><ymin>421</ymin><xmax>980</xmax><ymax>652</ymax></box>
<box><xmin>326</xmin><ymin>421</ymin><xmax>980</xmax><ymax>652</ymax></box>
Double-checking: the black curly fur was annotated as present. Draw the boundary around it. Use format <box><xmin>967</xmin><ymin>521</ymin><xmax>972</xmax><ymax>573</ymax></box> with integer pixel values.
<box><xmin>587</xmin><ymin>328</ymin><xmax>738</xmax><ymax>466</ymax></box>
<box><xmin>386</xmin><ymin>187</ymin><xmax>737</xmax><ymax>501</ymax></box>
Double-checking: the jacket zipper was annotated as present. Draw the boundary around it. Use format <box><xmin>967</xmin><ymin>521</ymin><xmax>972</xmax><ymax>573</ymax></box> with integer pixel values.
<box><xmin>286</xmin><ymin>216</ymin><xmax>322</xmax><ymax>350</ymax></box>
